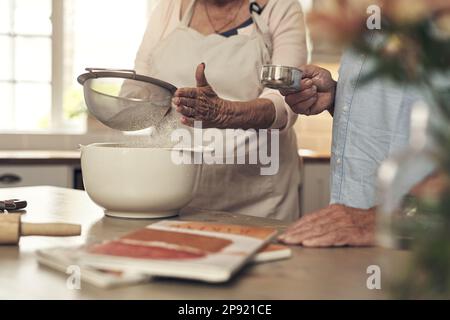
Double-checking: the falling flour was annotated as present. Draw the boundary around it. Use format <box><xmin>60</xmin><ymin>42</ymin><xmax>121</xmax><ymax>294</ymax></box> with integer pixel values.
<box><xmin>122</xmin><ymin>107</ymin><xmax>186</xmax><ymax>148</ymax></box>
<box><xmin>104</xmin><ymin>105</ymin><xmax>162</xmax><ymax>132</ymax></box>
<box><xmin>102</xmin><ymin>81</ymin><xmax>181</xmax><ymax>145</ymax></box>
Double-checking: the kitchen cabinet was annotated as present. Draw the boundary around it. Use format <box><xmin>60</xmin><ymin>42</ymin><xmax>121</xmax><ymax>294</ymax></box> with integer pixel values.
<box><xmin>0</xmin><ymin>165</ymin><xmax>74</xmax><ymax>188</ymax></box>
<box><xmin>0</xmin><ymin>151</ymin><xmax>82</xmax><ymax>189</ymax></box>
<box><xmin>301</xmin><ymin>162</ymin><xmax>331</xmax><ymax>214</ymax></box>
<box><xmin>298</xmin><ymin>148</ymin><xmax>331</xmax><ymax>215</ymax></box>
<box><xmin>0</xmin><ymin>150</ymin><xmax>332</xmax><ymax>208</ymax></box>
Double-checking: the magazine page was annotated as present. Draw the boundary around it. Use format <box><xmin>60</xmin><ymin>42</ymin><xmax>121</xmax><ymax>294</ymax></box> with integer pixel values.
<box><xmin>36</xmin><ymin>247</ymin><xmax>149</xmax><ymax>289</ymax></box>
<box><xmin>79</xmin><ymin>221</ymin><xmax>278</xmax><ymax>283</ymax></box>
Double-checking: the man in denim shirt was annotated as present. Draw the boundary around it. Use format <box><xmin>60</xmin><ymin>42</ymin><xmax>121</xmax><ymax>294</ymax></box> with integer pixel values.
<box><xmin>278</xmin><ymin>50</ymin><xmax>437</xmax><ymax>247</ymax></box>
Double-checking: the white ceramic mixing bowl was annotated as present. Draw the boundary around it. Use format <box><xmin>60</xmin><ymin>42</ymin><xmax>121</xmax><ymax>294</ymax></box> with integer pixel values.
<box><xmin>81</xmin><ymin>143</ymin><xmax>202</xmax><ymax>219</ymax></box>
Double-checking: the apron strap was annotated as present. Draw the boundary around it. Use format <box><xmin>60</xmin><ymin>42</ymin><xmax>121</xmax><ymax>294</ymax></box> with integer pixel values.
<box><xmin>181</xmin><ymin>0</ymin><xmax>197</xmax><ymax>26</ymax></box>
<box><xmin>249</xmin><ymin>0</ymin><xmax>273</xmax><ymax>55</ymax></box>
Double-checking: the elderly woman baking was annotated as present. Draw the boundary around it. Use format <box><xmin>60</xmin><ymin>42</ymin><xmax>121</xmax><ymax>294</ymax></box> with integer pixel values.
<box><xmin>131</xmin><ymin>0</ymin><xmax>307</xmax><ymax>221</ymax></box>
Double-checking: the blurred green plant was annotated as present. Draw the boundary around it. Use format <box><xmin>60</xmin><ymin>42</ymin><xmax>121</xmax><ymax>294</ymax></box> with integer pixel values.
<box><xmin>64</xmin><ymin>87</ymin><xmax>86</xmax><ymax>119</ymax></box>
<box><xmin>309</xmin><ymin>0</ymin><xmax>450</xmax><ymax>298</ymax></box>
<box><xmin>63</xmin><ymin>83</ymin><xmax>122</xmax><ymax>119</ymax></box>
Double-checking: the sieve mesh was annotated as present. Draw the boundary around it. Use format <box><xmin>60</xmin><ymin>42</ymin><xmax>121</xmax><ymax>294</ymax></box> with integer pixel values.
<box><xmin>80</xmin><ymin>71</ymin><xmax>176</xmax><ymax>132</ymax></box>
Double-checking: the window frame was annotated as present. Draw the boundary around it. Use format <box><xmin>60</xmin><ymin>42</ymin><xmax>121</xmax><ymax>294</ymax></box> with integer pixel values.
<box><xmin>1</xmin><ymin>0</ymin><xmax>154</xmax><ymax>133</ymax></box>
<box><xmin>51</xmin><ymin>0</ymin><xmax>64</xmax><ymax>131</ymax></box>
<box><xmin>0</xmin><ymin>0</ymin><xmax>53</xmax><ymax>131</ymax></box>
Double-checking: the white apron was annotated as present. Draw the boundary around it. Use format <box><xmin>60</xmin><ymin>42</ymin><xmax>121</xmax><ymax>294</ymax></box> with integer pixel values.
<box><xmin>146</xmin><ymin>0</ymin><xmax>300</xmax><ymax>221</ymax></box>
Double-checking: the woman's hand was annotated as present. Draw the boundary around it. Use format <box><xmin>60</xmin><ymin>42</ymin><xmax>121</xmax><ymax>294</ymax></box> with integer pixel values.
<box><xmin>173</xmin><ymin>63</ymin><xmax>234</xmax><ymax>128</ymax></box>
<box><xmin>278</xmin><ymin>204</ymin><xmax>376</xmax><ymax>247</ymax></box>
<box><xmin>281</xmin><ymin>65</ymin><xmax>337</xmax><ymax>116</ymax></box>
<box><xmin>173</xmin><ymin>63</ymin><xmax>276</xmax><ymax>129</ymax></box>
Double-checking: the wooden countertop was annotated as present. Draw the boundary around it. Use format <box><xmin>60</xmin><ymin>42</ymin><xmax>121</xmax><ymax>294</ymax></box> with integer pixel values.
<box><xmin>0</xmin><ymin>186</ymin><xmax>407</xmax><ymax>299</ymax></box>
<box><xmin>0</xmin><ymin>149</ymin><xmax>330</xmax><ymax>166</ymax></box>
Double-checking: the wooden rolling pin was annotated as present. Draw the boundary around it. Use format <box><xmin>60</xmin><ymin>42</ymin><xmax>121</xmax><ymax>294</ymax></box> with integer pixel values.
<box><xmin>0</xmin><ymin>214</ymin><xmax>81</xmax><ymax>245</ymax></box>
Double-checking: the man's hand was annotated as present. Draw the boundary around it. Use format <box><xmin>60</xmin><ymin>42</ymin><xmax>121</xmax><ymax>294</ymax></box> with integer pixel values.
<box><xmin>278</xmin><ymin>204</ymin><xmax>376</xmax><ymax>247</ymax></box>
<box><xmin>281</xmin><ymin>65</ymin><xmax>337</xmax><ymax>116</ymax></box>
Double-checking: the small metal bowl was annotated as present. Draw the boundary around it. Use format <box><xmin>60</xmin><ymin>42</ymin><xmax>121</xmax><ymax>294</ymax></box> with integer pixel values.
<box><xmin>260</xmin><ymin>65</ymin><xmax>303</xmax><ymax>92</ymax></box>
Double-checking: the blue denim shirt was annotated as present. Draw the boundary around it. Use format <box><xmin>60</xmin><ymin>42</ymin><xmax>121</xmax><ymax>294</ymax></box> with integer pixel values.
<box><xmin>330</xmin><ymin>49</ymin><xmax>427</xmax><ymax>209</ymax></box>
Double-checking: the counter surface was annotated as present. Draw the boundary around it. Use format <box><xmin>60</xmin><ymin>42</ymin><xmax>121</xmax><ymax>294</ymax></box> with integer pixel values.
<box><xmin>0</xmin><ymin>186</ymin><xmax>407</xmax><ymax>299</ymax></box>
<box><xmin>0</xmin><ymin>149</ymin><xmax>331</xmax><ymax>166</ymax></box>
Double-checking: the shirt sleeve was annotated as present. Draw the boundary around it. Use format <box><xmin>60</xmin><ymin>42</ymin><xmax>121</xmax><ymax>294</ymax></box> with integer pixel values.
<box><xmin>260</xmin><ymin>0</ymin><xmax>309</xmax><ymax>130</ymax></box>
<box><xmin>120</xmin><ymin>0</ymin><xmax>179</xmax><ymax>97</ymax></box>
<box><xmin>134</xmin><ymin>0</ymin><xmax>180</xmax><ymax>75</ymax></box>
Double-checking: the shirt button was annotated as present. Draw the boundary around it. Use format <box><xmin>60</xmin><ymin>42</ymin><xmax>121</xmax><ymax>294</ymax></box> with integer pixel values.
<box><xmin>342</xmin><ymin>105</ymin><xmax>349</xmax><ymax>112</ymax></box>
<box><xmin>336</xmin><ymin>158</ymin><xmax>342</xmax><ymax>164</ymax></box>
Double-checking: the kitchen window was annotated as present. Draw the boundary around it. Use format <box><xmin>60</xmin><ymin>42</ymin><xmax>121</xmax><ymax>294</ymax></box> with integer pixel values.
<box><xmin>0</xmin><ymin>0</ymin><xmax>53</xmax><ymax>132</ymax></box>
<box><xmin>0</xmin><ymin>0</ymin><xmax>154</xmax><ymax>133</ymax></box>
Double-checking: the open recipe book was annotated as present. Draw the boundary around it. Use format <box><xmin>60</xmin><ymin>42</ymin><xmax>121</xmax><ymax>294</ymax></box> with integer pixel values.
<box><xmin>37</xmin><ymin>220</ymin><xmax>292</xmax><ymax>287</ymax></box>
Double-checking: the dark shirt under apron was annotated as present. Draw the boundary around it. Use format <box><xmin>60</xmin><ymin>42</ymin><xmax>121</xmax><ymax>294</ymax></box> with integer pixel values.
<box><xmin>220</xmin><ymin>4</ymin><xmax>265</xmax><ymax>37</ymax></box>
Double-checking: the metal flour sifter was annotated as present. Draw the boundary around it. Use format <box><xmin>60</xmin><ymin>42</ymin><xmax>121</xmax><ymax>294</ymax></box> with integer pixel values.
<box><xmin>77</xmin><ymin>68</ymin><xmax>177</xmax><ymax>132</ymax></box>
